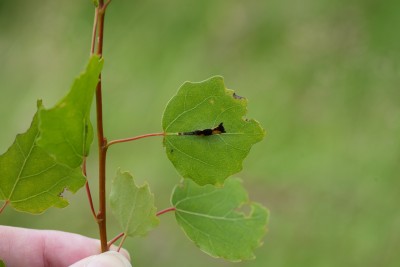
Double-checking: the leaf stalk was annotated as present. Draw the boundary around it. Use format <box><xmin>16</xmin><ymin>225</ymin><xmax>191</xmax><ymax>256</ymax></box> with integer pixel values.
<box><xmin>106</xmin><ymin>132</ymin><xmax>165</xmax><ymax>148</ymax></box>
<box><xmin>107</xmin><ymin>232</ymin><xmax>125</xmax><ymax>249</ymax></box>
<box><xmin>156</xmin><ymin>207</ymin><xmax>176</xmax><ymax>216</ymax></box>
<box><xmin>85</xmin><ymin>181</ymin><xmax>97</xmax><ymax>220</ymax></box>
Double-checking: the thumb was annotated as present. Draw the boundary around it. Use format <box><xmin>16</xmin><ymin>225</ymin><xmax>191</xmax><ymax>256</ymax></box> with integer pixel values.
<box><xmin>69</xmin><ymin>251</ymin><xmax>132</xmax><ymax>267</ymax></box>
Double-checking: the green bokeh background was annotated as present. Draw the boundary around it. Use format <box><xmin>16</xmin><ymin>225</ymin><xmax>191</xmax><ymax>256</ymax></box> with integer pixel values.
<box><xmin>1</xmin><ymin>0</ymin><xmax>399</xmax><ymax>266</ymax></box>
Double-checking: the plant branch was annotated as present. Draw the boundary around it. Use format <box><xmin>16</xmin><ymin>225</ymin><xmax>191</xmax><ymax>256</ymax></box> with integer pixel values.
<box><xmin>106</xmin><ymin>132</ymin><xmax>165</xmax><ymax>148</ymax></box>
<box><xmin>107</xmin><ymin>232</ymin><xmax>125</xmax><ymax>249</ymax></box>
<box><xmin>156</xmin><ymin>207</ymin><xmax>176</xmax><ymax>216</ymax></box>
<box><xmin>93</xmin><ymin>0</ymin><xmax>111</xmax><ymax>253</ymax></box>
<box><xmin>96</xmin><ymin>131</ymin><xmax>108</xmax><ymax>253</ymax></box>
<box><xmin>103</xmin><ymin>0</ymin><xmax>112</xmax><ymax>10</ymax></box>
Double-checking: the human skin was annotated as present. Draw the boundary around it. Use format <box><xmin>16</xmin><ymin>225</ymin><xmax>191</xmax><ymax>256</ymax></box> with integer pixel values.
<box><xmin>0</xmin><ymin>226</ymin><xmax>130</xmax><ymax>267</ymax></box>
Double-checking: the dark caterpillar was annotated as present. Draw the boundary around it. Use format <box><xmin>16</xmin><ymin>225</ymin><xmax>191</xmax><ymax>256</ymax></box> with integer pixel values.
<box><xmin>179</xmin><ymin>123</ymin><xmax>226</xmax><ymax>136</ymax></box>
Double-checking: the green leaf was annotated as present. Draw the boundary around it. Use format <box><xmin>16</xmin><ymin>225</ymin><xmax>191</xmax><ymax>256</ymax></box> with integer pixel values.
<box><xmin>109</xmin><ymin>170</ymin><xmax>159</xmax><ymax>237</ymax></box>
<box><xmin>37</xmin><ymin>55</ymin><xmax>103</xmax><ymax>168</ymax></box>
<box><xmin>0</xmin><ymin>105</ymin><xmax>86</xmax><ymax>214</ymax></box>
<box><xmin>171</xmin><ymin>177</ymin><xmax>268</xmax><ymax>261</ymax></box>
<box><xmin>0</xmin><ymin>259</ymin><xmax>5</xmax><ymax>267</ymax></box>
<box><xmin>162</xmin><ymin>76</ymin><xmax>265</xmax><ymax>185</ymax></box>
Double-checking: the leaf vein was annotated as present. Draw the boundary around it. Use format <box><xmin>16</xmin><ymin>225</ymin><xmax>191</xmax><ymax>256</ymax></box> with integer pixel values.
<box><xmin>19</xmin><ymin>163</ymin><xmax>59</xmax><ymax>180</ymax></box>
<box><xmin>165</xmin><ymin>95</ymin><xmax>219</xmax><ymax>132</ymax></box>
<box><xmin>218</xmin><ymin>135</ymin><xmax>248</xmax><ymax>152</ymax></box>
<box><xmin>7</xmin><ymin>131</ymin><xmax>39</xmax><ymax>200</ymax></box>
<box><xmin>212</xmin><ymin>105</ymin><xmax>240</xmax><ymax>126</ymax></box>
<box><xmin>177</xmin><ymin>208</ymin><xmax>247</xmax><ymax>221</ymax></box>
<box><xmin>124</xmin><ymin>188</ymin><xmax>139</xmax><ymax>234</ymax></box>
<box><xmin>11</xmin><ymin>175</ymin><xmax>70</xmax><ymax>203</ymax></box>
<box><xmin>174</xmin><ymin>189</ymin><xmax>220</xmax><ymax>207</ymax></box>
<box><xmin>177</xmin><ymin>212</ymin><xmax>232</xmax><ymax>247</ymax></box>
<box><xmin>166</xmin><ymin>138</ymin><xmax>214</xmax><ymax>167</ymax></box>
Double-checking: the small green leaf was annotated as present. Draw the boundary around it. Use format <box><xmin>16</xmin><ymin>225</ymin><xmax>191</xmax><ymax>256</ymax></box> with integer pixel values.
<box><xmin>0</xmin><ymin>106</ymin><xmax>86</xmax><ymax>214</ymax></box>
<box><xmin>162</xmin><ymin>76</ymin><xmax>265</xmax><ymax>185</ymax></box>
<box><xmin>37</xmin><ymin>55</ymin><xmax>103</xmax><ymax>168</ymax></box>
<box><xmin>171</xmin><ymin>177</ymin><xmax>268</xmax><ymax>261</ymax></box>
<box><xmin>110</xmin><ymin>170</ymin><xmax>159</xmax><ymax>237</ymax></box>
<box><xmin>0</xmin><ymin>259</ymin><xmax>5</xmax><ymax>267</ymax></box>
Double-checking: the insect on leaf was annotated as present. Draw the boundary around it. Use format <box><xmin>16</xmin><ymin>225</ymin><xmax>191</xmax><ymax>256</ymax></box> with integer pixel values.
<box><xmin>37</xmin><ymin>55</ymin><xmax>103</xmax><ymax>168</ymax></box>
<box><xmin>171</xmin><ymin>177</ymin><xmax>269</xmax><ymax>261</ymax></box>
<box><xmin>109</xmin><ymin>170</ymin><xmax>159</xmax><ymax>238</ymax></box>
<box><xmin>162</xmin><ymin>76</ymin><xmax>265</xmax><ymax>186</ymax></box>
<box><xmin>0</xmin><ymin>104</ymin><xmax>86</xmax><ymax>214</ymax></box>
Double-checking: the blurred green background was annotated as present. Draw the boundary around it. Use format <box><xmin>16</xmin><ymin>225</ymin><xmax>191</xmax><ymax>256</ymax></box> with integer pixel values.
<box><xmin>1</xmin><ymin>0</ymin><xmax>399</xmax><ymax>266</ymax></box>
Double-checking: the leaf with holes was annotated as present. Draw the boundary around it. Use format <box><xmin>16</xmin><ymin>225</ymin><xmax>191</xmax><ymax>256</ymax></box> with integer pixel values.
<box><xmin>0</xmin><ymin>105</ymin><xmax>86</xmax><ymax>214</ymax></box>
<box><xmin>171</xmin><ymin>177</ymin><xmax>268</xmax><ymax>261</ymax></box>
<box><xmin>162</xmin><ymin>76</ymin><xmax>265</xmax><ymax>186</ymax></box>
<box><xmin>109</xmin><ymin>170</ymin><xmax>159</xmax><ymax>238</ymax></box>
<box><xmin>37</xmin><ymin>55</ymin><xmax>103</xmax><ymax>168</ymax></box>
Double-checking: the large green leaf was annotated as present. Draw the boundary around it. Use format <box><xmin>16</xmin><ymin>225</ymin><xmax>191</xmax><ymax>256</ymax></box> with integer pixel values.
<box><xmin>171</xmin><ymin>177</ymin><xmax>268</xmax><ymax>261</ymax></box>
<box><xmin>0</xmin><ymin>106</ymin><xmax>86</xmax><ymax>214</ymax></box>
<box><xmin>162</xmin><ymin>76</ymin><xmax>265</xmax><ymax>185</ymax></box>
<box><xmin>109</xmin><ymin>170</ymin><xmax>159</xmax><ymax>237</ymax></box>
<box><xmin>37</xmin><ymin>56</ymin><xmax>103</xmax><ymax>168</ymax></box>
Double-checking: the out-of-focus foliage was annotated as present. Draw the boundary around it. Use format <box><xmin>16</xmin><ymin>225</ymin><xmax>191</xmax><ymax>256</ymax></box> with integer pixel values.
<box><xmin>0</xmin><ymin>1</ymin><xmax>399</xmax><ymax>267</ymax></box>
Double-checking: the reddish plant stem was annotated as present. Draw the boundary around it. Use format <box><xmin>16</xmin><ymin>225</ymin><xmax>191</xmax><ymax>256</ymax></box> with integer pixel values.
<box><xmin>107</xmin><ymin>232</ymin><xmax>125</xmax><ymax>249</ymax></box>
<box><xmin>156</xmin><ymin>207</ymin><xmax>176</xmax><ymax>216</ymax></box>
<box><xmin>94</xmin><ymin>0</ymin><xmax>109</xmax><ymax>253</ymax></box>
<box><xmin>106</xmin><ymin>132</ymin><xmax>165</xmax><ymax>148</ymax></box>
<box><xmin>82</xmin><ymin>158</ymin><xmax>96</xmax><ymax>219</ymax></box>
<box><xmin>82</xmin><ymin>156</ymin><xmax>88</xmax><ymax>177</ymax></box>
<box><xmin>85</xmin><ymin>181</ymin><xmax>97</xmax><ymax>220</ymax></box>
<box><xmin>0</xmin><ymin>201</ymin><xmax>9</xmax><ymax>214</ymax></box>
<box><xmin>117</xmin><ymin>234</ymin><xmax>128</xmax><ymax>252</ymax></box>
<box><xmin>104</xmin><ymin>0</ymin><xmax>112</xmax><ymax>9</ymax></box>
<box><xmin>97</xmin><ymin>134</ymin><xmax>108</xmax><ymax>253</ymax></box>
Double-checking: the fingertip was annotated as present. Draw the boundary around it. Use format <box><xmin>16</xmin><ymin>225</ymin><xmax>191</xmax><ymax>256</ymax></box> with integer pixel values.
<box><xmin>88</xmin><ymin>251</ymin><xmax>131</xmax><ymax>267</ymax></box>
<box><xmin>117</xmin><ymin>248</ymin><xmax>131</xmax><ymax>262</ymax></box>
<box><xmin>70</xmin><ymin>251</ymin><xmax>132</xmax><ymax>267</ymax></box>
<box><xmin>109</xmin><ymin>245</ymin><xmax>131</xmax><ymax>262</ymax></box>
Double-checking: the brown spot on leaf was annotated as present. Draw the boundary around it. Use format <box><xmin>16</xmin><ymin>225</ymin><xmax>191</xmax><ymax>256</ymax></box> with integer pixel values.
<box><xmin>233</xmin><ymin>93</ymin><xmax>244</xmax><ymax>100</ymax></box>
